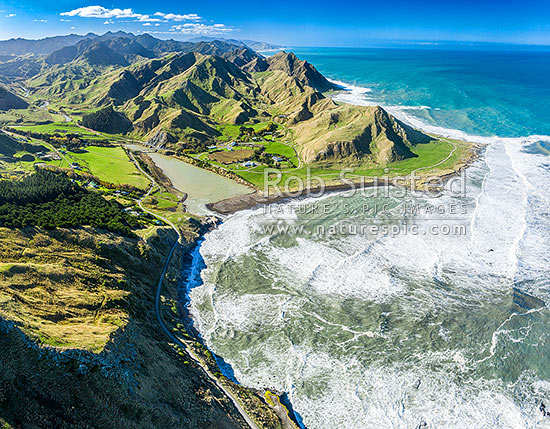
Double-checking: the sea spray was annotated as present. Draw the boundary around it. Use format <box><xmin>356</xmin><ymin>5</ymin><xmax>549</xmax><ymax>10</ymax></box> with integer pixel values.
<box><xmin>189</xmin><ymin>166</ymin><xmax>550</xmax><ymax>427</ymax></box>
<box><xmin>188</xmin><ymin>48</ymin><xmax>550</xmax><ymax>428</ymax></box>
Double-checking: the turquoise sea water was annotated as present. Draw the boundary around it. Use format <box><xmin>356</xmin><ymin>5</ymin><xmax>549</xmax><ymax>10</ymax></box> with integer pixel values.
<box><xmin>187</xmin><ymin>48</ymin><xmax>550</xmax><ymax>428</ymax></box>
<box><xmin>290</xmin><ymin>47</ymin><xmax>550</xmax><ymax>139</ymax></box>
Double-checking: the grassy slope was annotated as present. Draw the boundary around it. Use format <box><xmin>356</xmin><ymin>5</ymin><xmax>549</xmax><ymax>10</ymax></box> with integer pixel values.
<box><xmin>264</xmin><ymin>141</ymin><xmax>299</xmax><ymax>165</ymax></box>
<box><xmin>234</xmin><ymin>138</ymin><xmax>467</xmax><ymax>189</ymax></box>
<box><xmin>0</xmin><ymin>108</ymin><xmax>55</xmax><ymax>126</ymax></box>
<box><xmin>0</xmin><ymin>226</ymin><xmax>249</xmax><ymax>428</ymax></box>
<box><xmin>67</xmin><ymin>146</ymin><xmax>149</xmax><ymax>188</ymax></box>
<box><xmin>0</xmin><ymin>228</ymin><xmax>131</xmax><ymax>351</ymax></box>
<box><xmin>209</xmin><ymin>149</ymin><xmax>254</xmax><ymax>164</ymax></box>
<box><xmin>0</xmin><ymin>135</ymin><xmax>148</xmax><ymax>188</ymax></box>
<box><xmin>10</xmin><ymin>122</ymin><xmax>122</xmax><ymax>141</ymax></box>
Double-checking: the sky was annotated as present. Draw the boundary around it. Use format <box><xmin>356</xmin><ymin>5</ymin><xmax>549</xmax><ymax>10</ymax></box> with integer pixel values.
<box><xmin>0</xmin><ymin>0</ymin><xmax>549</xmax><ymax>47</ymax></box>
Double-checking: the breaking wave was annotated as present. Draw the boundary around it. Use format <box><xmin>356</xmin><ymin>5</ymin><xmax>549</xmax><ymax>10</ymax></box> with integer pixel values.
<box><xmin>186</xmin><ymin>74</ymin><xmax>550</xmax><ymax>429</ymax></box>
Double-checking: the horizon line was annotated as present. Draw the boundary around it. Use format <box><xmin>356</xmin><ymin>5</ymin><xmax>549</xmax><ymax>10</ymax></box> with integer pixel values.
<box><xmin>1</xmin><ymin>31</ymin><xmax>549</xmax><ymax>50</ymax></box>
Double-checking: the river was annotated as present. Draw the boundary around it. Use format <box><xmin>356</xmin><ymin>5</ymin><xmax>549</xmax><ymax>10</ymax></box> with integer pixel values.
<box><xmin>146</xmin><ymin>152</ymin><xmax>251</xmax><ymax>215</ymax></box>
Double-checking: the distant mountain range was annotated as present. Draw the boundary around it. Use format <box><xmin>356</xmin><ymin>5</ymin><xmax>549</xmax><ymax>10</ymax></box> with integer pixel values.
<box><xmin>0</xmin><ymin>31</ymin><xmax>261</xmax><ymax>80</ymax></box>
<box><xmin>0</xmin><ymin>32</ymin><xmax>284</xmax><ymax>57</ymax></box>
<box><xmin>187</xmin><ymin>36</ymin><xmax>284</xmax><ymax>51</ymax></box>
<box><xmin>0</xmin><ymin>33</ymin><xmax>94</xmax><ymax>56</ymax></box>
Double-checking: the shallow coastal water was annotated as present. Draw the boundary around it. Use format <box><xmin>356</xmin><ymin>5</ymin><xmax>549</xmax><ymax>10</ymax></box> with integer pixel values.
<box><xmin>147</xmin><ymin>153</ymin><xmax>251</xmax><ymax>215</ymax></box>
<box><xmin>187</xmin><ymin>48</ymin><xmax>550</xmax><ymax>428</ymax></box>
<box><xmin>291</xmin><ymin>47</ymin><xmax>550</xmax><ymax>139</ymax></box>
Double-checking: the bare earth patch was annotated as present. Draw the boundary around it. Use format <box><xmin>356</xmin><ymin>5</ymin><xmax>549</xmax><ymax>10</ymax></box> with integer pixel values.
<box><xmin>208</xmin><ymin>149</ymin><xmax>254</xmax><ymax>164</ymax></box>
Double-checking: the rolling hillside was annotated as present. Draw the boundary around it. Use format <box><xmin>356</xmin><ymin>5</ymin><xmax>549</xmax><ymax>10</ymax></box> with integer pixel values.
<box><xmin>12</xmin><ymin>32</ymin><xmax>439</xmax><ymax>166</ymax></box>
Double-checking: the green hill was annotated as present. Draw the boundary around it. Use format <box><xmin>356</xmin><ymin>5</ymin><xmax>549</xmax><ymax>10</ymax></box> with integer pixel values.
<box><xmin>81</xmin><ymin>106</ymin><xmax>133</xmax><ymax>134</ymax></box>
<box><xmin>20</xmin><ymin>36</ymin><xmax>451</xmax><ymax>167</ymax></box>
<box><xmin>295</xmin><ymin>105</ymin><xmax>432</xmax><ymax>165</ymax></box>
<box><xmin>0</xmin><ymin>131</ymin><xmax>19</xmax><ymax>156</ymax></box>
<box><xmin>0</xmin><ymin>131</ymin><xmax>47</xmax><ymax>158</ymax></box>
<box><xmin>0</xmin><ymin>86</ymin><xmax>28</xmax><ymax>110</ymax></box>
<box><xmin>264</xmin><ymin>51</ymin><xmax>337</xmax><ymax>92</ymax></box>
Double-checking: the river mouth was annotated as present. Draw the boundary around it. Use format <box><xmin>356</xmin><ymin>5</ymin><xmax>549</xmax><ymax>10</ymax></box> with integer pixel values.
<box><xmin>186</xmin><ymin>141</ymin><xmax>550</xmax><ymax>428</ymax></box>
<box><xmin>129</xmin><ymin>148</ymin><xmax>251</xmax><ymax>215</ymax></box>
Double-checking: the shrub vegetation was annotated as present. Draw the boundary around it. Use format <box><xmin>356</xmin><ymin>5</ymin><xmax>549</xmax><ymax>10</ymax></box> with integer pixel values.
<box><xmin>0</xmin><ymin>169</ymin><xmax>140</xmax><ymax>235</ymax></box>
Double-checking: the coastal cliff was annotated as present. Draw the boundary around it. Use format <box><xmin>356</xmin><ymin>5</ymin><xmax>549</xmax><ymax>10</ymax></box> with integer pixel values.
<box><xmin>0</xmin><ymin>225</ymin><xmax>297</xmax><ymax>428</ymax></box>
<box><xmin>0</xmin><ymin>226</ymin><xmax>249</xmax><ymax>428</ymax></box>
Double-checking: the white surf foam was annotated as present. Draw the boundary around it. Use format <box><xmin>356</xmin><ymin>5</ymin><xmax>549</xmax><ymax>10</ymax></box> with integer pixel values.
<box><xmin>328</xmin><ymin>78</ymin><xmax>550</xmax><ymax>146</ymax></box>
<box><xmin>186</xmin><ymin>76</ymin><xmax>550</xmax><ymax>429</ymax></box>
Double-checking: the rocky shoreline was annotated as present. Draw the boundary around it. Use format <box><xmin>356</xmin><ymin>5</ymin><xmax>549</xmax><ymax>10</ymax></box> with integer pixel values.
<box><xmin>171</xmin><ymin>222</ymin><xmax>303</xmax><ymax>429</ymax></box>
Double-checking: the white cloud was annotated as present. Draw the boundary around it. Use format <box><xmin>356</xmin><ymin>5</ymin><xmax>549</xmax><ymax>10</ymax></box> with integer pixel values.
<box><xmin>136</xmin><ymin>16</ymin><xmax>162</xmax><ymax>22</ymax></box>
<box><xmin>5</xmin><ymin>13</ymin><xmax>15</xmax><ymax>18</ymax></box>
<box><xmin>61</xmin><ymin>6</ymin><xmax>141</xmax><ymax>19</ymax></box>
<box><xmin>70</xmin><ymin>26</ymin><xmax>76</xmax><ymax>30</ymax></box>
<box><xmin>61</xmin><ymin>6</ymin><xmax>201</xmax><ymax>23</ymax></box>
<box><xmin>154</xmin><ymin>12</ymin><xmax>201</xmax><ymax>21</ymax></box>
<box><xmin>170</xmin><ymin>23</ymin><xmax>234</xmax><ymax>35</ymax></box>
<box><xmin>60</xmin><ymin>6</ymin><xmax>233</xmax><ymax>33</ymax></box>
<box><xmin>60</xmin><ymin>18</ymin><xmax>71</xmax><ymax>22</ymax></box>
<box><xmin>33</xmin><ymin>19</ymin><xmax>48</xmax><ymax>23</ymax></box>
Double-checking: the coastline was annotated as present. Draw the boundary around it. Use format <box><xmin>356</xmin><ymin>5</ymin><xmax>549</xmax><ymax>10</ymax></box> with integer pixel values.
<box><xmin>147</xmin><ymin>68</ymin><xmax>485</xmax><ymax>429</ymax></box>
<box><xmin>327</xmin><ymin>78</ymin><xmax>550</xmax><ymax>147</ymax></box>
<box><xmin>202</xmin><ymin>77</ymin><xmax>484</xmax><ymax>216</ymax></box>
<box><xmin>3</xmin><ymin>32</ymin><xmax>550</xmax><ymax>429</ymax></box>
<box><xmin>207</xmin><ymin>147</ymin><xmax>480</xmax><ymax>216</ymax></box>
<box><xmin>175</xmin><ymin>147</ymin><xmax>480</xmax><ymax>428</ymax></box>
<box><xmin>119</xmin><ymin>50</ymin><xmax>550</xmax><ymax>428</ymax></box>
<box><xmin>129</xmin><ymin>147</ymin><xmax>301</xmax><ymax>428</ymax></box>
<box><xmin>180</xmin><ymin>141</ymin><xmax>481</xmax><ymax>429</ymax></box>
<box><xmin>169</xmin><ymin>228</ymin><xmax>303</xmax><ymax>429</ymax></box>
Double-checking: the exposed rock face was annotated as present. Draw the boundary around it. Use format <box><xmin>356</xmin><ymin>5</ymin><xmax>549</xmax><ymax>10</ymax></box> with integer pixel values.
<box><xmin>146</xmin><ymin>130</ymin><xmax>177</xmax><ymax>148</ymax></box>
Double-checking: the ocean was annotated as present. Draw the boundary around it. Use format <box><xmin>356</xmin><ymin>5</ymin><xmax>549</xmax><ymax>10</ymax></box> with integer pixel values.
<box><xmin>187</xmin><ymin>47</ymin><xmax>550</xmax><ymax>428</ymax></box>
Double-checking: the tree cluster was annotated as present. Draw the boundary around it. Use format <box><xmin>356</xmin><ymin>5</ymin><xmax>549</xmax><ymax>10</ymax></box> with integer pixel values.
<box><xmin>4</xmin><ymin>127</ymin><xmax>111</xmax><ymax>149</ymax></box>
<box><xmin>0</xmin><ymin>169</ymin><xmax>140</xmax><ymax>236</ymax></box>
